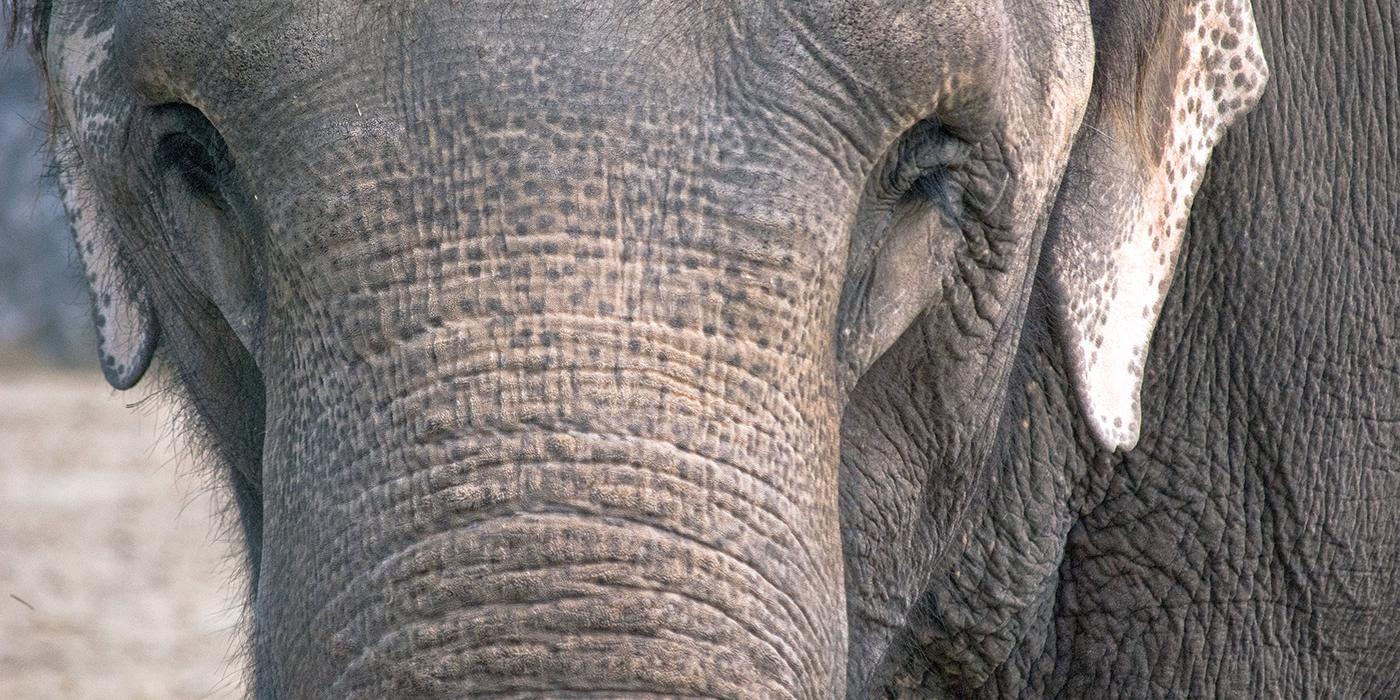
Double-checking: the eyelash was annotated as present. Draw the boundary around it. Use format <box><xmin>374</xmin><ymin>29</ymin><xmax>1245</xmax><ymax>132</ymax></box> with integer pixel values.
<box><xmin>157</xmin><ymin>133</ymin><xmax>225</xmax><ymax>195</ymax></box>
<box><xmin>151</xmin><ymin>104</ymin><xmax>232</xmax><ymax>201</ymax></box>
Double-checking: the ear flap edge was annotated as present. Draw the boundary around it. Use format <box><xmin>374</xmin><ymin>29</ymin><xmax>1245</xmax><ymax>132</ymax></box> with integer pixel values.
<box><xmin>1047</xmin><ymin>0</ymin><xmax>1268</xmax><ymax>452</ymax></box>
<box><xmin>56</xmin><ymin>138</ymin><xmax>159</xmax><ymax>390</ymax></box>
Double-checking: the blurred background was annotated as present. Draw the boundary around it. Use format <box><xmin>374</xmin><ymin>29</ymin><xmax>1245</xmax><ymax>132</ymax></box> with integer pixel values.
<box><xmin>2</xmin><ymin>40</ymin><xmax>246</xmax><ymax>698</ymax></box>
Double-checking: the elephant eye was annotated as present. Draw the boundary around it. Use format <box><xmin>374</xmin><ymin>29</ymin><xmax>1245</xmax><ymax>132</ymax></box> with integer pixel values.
<box><xmin>878</xmin><ymin>117</ymin><xmax>1012</xmax><ymax>234</ymax></box>
<box><xmin>883</xmin><ymin>119</ymin><xmax>971</xmax><ymax>212</ymax></box>
<box><xmin>152</xmin><ymin>104</ymin><xmax>232</xmax><ymax>202</ymax></box>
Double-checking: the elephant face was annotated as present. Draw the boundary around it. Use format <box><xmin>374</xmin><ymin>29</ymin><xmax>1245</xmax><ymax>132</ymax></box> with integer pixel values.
<box><xmin>23</xmin><ymin>0</ymin><xmax>1265</xmax><ymax>695</ymax></box>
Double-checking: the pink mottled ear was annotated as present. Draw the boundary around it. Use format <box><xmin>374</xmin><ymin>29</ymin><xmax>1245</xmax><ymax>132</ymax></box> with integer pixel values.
<box><xmin>55</xmin><ymin>135</ymin><xmax>159</xmax><ymax>390</ymax></box>
<box><xmin>47</xmin><ymin>16</ymin><xmax>159</xmax><ymax>389</ymax></box>
<box><xmin>1046</xmin><ymin>0</ymin><xmax>1268</xmax><ymax>451</ymax></box>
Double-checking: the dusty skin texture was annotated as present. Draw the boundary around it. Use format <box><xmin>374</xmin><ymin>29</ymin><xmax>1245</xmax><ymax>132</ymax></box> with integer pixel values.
<box><xmin>0</xmin><ymin>361</ymin><xmax>246</xmax><ymax>699</ymax></box>
<box><xmin>19</xmin><ymin>0</ymin><xmax>1361</xmax><ymax>695</ymax></box>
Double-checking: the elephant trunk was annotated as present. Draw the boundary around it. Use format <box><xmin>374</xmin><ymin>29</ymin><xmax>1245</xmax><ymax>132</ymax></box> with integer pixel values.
<box><xmin>253</xmin><ymin>205</ymin><xmax>850</xmax><ymax>696</ymax></box>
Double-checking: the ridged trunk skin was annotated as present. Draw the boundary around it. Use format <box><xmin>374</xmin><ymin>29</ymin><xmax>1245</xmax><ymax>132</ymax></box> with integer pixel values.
<box><xmin>240</xmin><ymin>47</ymin><xmax>858</xmax><ymax>696</ymax></box>
<box><xmin>258</xmin><ymin>328</ymin><xmax>846</xmax><ymax>697</ymax></box>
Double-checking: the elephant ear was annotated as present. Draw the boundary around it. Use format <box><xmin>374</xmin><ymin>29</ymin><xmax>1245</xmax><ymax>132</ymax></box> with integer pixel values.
<box><xmin>56</xmin><ymin>144</ymin><xmax>159</xmax><ymax>390</ymax></box>
<box><xmin>46</xmin><ymin>17</ymin><xmax>159</xmax><ymax>389</ymax></box>
<box><xmin>1045</xmin><ymin>0</ymin><xmax>1268</xmax><ymax>451</ymax></box>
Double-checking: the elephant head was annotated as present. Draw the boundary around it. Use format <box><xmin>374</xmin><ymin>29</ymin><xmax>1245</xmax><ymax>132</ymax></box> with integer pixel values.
<box><xmin>17</xmin><ymin>0</ymin><xmax>1265</xmax><ymax>695</ymax></box>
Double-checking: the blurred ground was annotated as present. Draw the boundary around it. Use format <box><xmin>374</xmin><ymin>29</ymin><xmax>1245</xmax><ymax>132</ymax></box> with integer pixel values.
<box><xmin>0</xmin><ymin>361</ymin><xmax>248</xmax><ymax>699</ymax></box>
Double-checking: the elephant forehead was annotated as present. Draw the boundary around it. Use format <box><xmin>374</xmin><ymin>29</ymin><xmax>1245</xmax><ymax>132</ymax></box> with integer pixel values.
<box><xmin>254</xmin><ymin>112</ymin><xmax>861</xmax><ymax>271</ymax></box>
<box><xmin>116</xmin><ymin>2</ymin><xmax>1089</xmax><ymax>161</ymax></box>
<box><xmin>217</xmin><ymin>54</ymin><xmax>873</xmax><ymax>247</ymax></box>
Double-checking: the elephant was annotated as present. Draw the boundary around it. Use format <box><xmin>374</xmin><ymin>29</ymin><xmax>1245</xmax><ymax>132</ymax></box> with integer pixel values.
<box><xmin>11</xmin><ymin>0</ymin><xmax>1398</xmax><ymax>696</ymax></box>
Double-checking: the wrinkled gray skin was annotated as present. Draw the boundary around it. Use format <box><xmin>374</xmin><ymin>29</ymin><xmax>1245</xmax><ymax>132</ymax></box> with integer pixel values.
<box><xmin>14</xmin><ymin>0</ymin><xmax>1398</xmax><ymax>697</ymax></box>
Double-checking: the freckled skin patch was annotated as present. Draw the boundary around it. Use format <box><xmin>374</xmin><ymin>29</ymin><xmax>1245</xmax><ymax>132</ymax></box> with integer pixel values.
<box><xmin>57</xmin><ymin>158</ymin><xmax>159</xmax><ymax>389</ymax></box>
<box><xmin>1047</xmin><ymin>0</ymin><xmax>1269</xmax><ymax>451</ymax></box>
<box><xmin>49</xmin><ymin>17</ymin><xmax>158</xmax><ymax>389</ymax></box>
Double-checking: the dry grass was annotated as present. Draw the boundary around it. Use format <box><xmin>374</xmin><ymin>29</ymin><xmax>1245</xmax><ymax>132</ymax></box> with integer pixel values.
<box><xmin>0</xmin><ymin>364</ymin><xmax>247</xmax><ymax>699</ymax></box>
